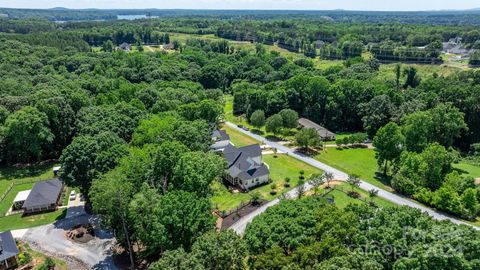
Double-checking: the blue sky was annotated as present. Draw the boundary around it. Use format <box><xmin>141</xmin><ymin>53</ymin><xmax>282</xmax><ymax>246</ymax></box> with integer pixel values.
<box><xmin>0</xmin><ymin>0</ymin><xmax>478</xmax><ymax>11</ymax></box>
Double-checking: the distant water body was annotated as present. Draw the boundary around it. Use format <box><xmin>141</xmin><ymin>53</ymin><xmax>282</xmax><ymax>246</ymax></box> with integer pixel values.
<box><xmin>117</xmin><ymin>15</ymin><xmax>159</xmax><ymax>20</ymax></box>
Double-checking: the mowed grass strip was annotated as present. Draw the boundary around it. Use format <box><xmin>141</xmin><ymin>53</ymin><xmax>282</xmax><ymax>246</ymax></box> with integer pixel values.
<box><xmin>0</xmin><ymin>208</ymin><xmax>67</xmax><ymax>232</ymax></box>
<box><xmin>221</xmin><ymin>125</ymin><xmax>259</xmax><ymax>147</ymax></box>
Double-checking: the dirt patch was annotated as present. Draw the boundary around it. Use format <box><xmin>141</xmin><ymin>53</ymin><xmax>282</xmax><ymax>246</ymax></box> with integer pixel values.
<box><xmin>25</xmin><ymin>240</ymin><xmax>90</xmax><ymax>270</ymax></box>
<box><xmin>475</xmin><ymin>178</ymin><xmax>480</xmax><ymax>186</ymax></box>
<box><xmin>220</xmin><ymin>201</ymin><xmax>268</xmax><ymax>230</ymax></box>
<box><xmin>66</xmin><ymin>224</ymin><xmax>95</xmax><ymax>244</ymax></box>
<box><xmin>304</xmin><ymin>181</ymin><xmax>343</xmax><ymax>196</ymax></box>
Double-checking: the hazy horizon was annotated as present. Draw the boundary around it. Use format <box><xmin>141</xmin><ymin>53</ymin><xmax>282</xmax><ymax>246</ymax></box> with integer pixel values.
<box><xmin>0</xmin><ymin>0</ymin><xmax>479</xmax><ymax>12</ymax></box>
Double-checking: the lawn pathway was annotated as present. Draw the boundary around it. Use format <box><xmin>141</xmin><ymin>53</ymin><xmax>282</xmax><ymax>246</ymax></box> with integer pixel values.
<box><xmin>225</xmin><ymin>122</ymin><xmax>479</xmax><ymax>234</ymax></box>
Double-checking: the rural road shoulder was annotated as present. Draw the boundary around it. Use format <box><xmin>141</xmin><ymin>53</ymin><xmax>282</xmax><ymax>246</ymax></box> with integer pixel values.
<box><xmin>225</xmin><ymin>122</ymin><xmax>478</xmax><ymax>234</ymax></box>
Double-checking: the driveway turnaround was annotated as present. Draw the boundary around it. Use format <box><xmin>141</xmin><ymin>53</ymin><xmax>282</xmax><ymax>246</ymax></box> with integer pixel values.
<box><xmin>22</xmin><ymin>213</ymin><xmax>117</xmax><ymax>269</ymax></box>
<box><xmin>225</xmin><ymin>122</ymin><xmax>479</xmax><ymax>234</ymax></box>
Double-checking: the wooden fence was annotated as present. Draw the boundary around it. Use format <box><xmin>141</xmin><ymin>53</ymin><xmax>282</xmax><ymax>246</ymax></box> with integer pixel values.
<box><xmin>0</xmin><ymin>178</ymin><xmax>46</xmax><ymax>216</ymax></box>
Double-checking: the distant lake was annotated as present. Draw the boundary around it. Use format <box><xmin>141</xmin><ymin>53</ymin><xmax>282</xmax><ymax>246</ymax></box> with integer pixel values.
<box><xmin>117</xmin><ymin>15</ymin><xmax>158</xmax><ymax>20</ymax></box>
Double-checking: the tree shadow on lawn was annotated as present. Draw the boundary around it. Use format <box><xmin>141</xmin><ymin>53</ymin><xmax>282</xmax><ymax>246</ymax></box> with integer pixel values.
<box><xmin>334</xmin><ymin>145</ymin><xmax>368</xmax><ymax>151</ymax></box>
<box><xmin>294</xmin><ymin>147</ymin><xmax>320</xmax><ymax>157</ymax></box>
<box><xmin>265</xmin><ymin>135</ymin><xmax>284</xmax><ymax>142</ymax></box>
<box><xmin>0</xmin><ymin>160</ymin><xmax>56</xmax><ymax>181</ymax></box>
<box><xmin>373</xmin><ymin>172</ymin><xmax>393</xmax><ymax>187</ymax></box>
<box><xmin>251</xmin><ymin>129</ymin><xmax>264</xmax><ymax>135</ymax></box>
<box><xmin>452</xmin><ymin>167</ymin><xmax>469</xmax><ymax>176</ymax></box>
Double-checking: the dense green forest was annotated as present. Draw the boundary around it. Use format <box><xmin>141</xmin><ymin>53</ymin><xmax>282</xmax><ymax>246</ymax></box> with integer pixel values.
<box><xmin>0</xmin><ymin>13</ymin><xmax>479</xmax><ymax>269</ymax></box>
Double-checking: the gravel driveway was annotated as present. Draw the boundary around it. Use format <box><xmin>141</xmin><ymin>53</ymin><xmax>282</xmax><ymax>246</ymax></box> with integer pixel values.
<box><xmin>22</xmin><ymin>212</ymin><xmax>117</xmax><ymax>270</ymax></box>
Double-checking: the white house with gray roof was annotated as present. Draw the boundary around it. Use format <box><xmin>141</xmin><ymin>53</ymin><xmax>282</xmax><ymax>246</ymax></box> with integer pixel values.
<box><xmin>222</xmin><ymin>144</ymin><xmax>270</xmax><ymax>190</ymax></box>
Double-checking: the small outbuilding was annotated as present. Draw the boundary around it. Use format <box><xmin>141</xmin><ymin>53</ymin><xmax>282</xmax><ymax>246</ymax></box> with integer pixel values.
<box><xmin>12</xmin><ymin>190</ymin><xmax>31</xmax><ymax>211</ymax></box>
<box><xmin>22</xmin><ymin>179</ymin><xmax>63</xmax><ymax>214</ymax></box>
<box><xmin>53</xmin><ymin>166</ymin><xmax>61</xmax><ymax>176</ymax></box>
<box><xmin>117</xmin><ymin>42</ymin><xmax>131</xmax><ymax>51</ymax></box>
<box><xmin>0</xmin><ymin>231</ymin><xmax>19</xmax><ymax>270</ymax></box>
<box><xmin>298</xmin><ymin>118</ymin><xmax>336</xmax><ymax>141</ymax></box>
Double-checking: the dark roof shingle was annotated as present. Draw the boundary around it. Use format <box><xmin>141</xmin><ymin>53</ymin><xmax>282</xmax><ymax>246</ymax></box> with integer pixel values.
<box><xmin>0</xmin><ymin>231</ymin><xmax>19</xmax><ymax>262</ymax></box>
<box><xmin>22</xmin><ymin>179</ymin><xmax>63</xmax><ymax>209</ymax></box>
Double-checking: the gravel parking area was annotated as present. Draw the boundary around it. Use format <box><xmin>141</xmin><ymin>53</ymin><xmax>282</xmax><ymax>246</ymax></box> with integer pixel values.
<box><xmin>22</xmin><ymin>213</ymin><xmax>117</xmax><ymax>269</ymax></box>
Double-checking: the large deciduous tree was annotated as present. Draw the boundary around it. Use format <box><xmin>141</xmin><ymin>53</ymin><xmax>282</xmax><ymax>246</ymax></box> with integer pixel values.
<box><xmin>265</xmin><ymin>114</ymin><xmax>283</xmax><ymax>136</ymax></box>
<box><xmin>279</xmin><ymin>109</ymin><xmax>299</xmax><ymax>129</ymax></box>
<box><xmin>132</xmin><ymin>189</ymin><xmax>215</xmax><ymax>252</ymax></box>
<box><xmin>373</xmin><ymin>122</ymin><xmax>404</xmax><ymax>175</ymax></box>
<box><xmin>250</xmin><ymin>109</ymin><xmax>266</xmax><ymax>129</ymax></box>
<box><xmin>295</xmin><ymin>128</ymin><xmax>320</xmax><ymax>149</ymax></box>
<box><xmin>59</xmin><ymin>132</ymin><xmax>125</xmax><ymax>196</ymax></box>
<box><xmin>1</xmin><ymin>106</ymin><xmax>53</xmax><ymax>163</ymax></box>
<box><xmin>172</xmin><ymin>151</ymin><xmax>225</xmax><ymax>197</ymax></box>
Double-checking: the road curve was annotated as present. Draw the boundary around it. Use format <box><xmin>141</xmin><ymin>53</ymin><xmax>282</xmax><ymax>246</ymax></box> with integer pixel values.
<box><xmin>225</xmin><ymin>122</ymin><xmax>479</xmax><ymax>234</ymax></box>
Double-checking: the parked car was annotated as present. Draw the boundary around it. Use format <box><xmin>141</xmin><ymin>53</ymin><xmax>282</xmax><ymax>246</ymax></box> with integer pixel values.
<box><xmin>238</xmin><ymin>124</ymin><xmax>244</xmax><ymax>128</ymax></box>
<box><xmin>242</xmin><ymin>127</ymin><xmax>250</xmax><ymax>131</ymax></box>
<box><xmin>69</xmin><ymin>190</ymin><xmax>76</xmax><ymax>201</ymax></box>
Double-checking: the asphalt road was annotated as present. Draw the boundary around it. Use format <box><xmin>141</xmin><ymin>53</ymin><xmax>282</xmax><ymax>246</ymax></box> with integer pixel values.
<box><xmin>225</xmin><ymin>122</ymin><xmax>478</xmax><ymax>234</ymax></box>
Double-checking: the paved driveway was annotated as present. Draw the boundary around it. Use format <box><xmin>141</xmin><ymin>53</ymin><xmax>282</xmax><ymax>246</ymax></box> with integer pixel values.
<box><xmin>66</xmin><ymin>194</ymin><xmax>86</xmax><ymax>218</ymax></box>
<box><xmin>225</xmin><ymin>122</ymin><xmax>478</xmax><ymax>234</ymax></box>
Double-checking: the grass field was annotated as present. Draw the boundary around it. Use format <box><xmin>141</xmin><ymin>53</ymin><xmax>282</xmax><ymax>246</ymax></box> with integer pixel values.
<box><xmin>0</xmin><ymin>209</ymin><xmax>66</xmax><ymax>232</ymax></box>
<box><xmin>314</xmin><ymin>147</ymin><xmax>393</xmax><ymax>191</ymax></box>
<box><xmin>211</xmin><ymin>153</ymin><xmax>323</xmax><ymax>211</ymax></box>
<box><xmin>221</xmin><ymin>125</ymin><xmax>259</xmax><ymax>147</ymax></box>
<box><xmin>453</xmin><ymin>162</ymin><xmax>480</xmax><ymax>178</ymax></box>
<box><xmin>327</xmin><ymin>183</ymin><xmax>395</xmax><ymax>209</ymax></box>
<box><xmin>0</xmin><ymin>183</ymin><xmax>34</xmax><ymax>215</ymax></box>
<box><xmin>0</xmin><ymin>163</ymin><xmax>55</xmax><ymax>193</ymax></box>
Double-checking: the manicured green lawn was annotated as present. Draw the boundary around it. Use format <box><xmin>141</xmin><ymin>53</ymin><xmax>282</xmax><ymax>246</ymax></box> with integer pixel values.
<box><xmin>221</xmin><ymin>125</ymin><xmax>259</xmax><ymax>147</ymax></box>
<box><xmin>0</xmin><ymin>163</ymin><xmax>56</xmax><ymax>194</ymax></box>
<box><xmin>0</xmin><ymin>209</ymin><xmax>67</xmax><ymax>232</ymax></box>
<box><xmin>211</xmin><ymin>182</ymin><xmax>251</xmax><ymax>212</ymax></box>
<box><xmin>211</xmin><ymin>153</ymin><xmax>323</xmax><ymax>211</ymax></box>
<box><xmin>327</xmin><ymin>183</ymin><xmax>395</xmax><ymax>209</ymax></box>
<box><xmin>0</xmin><ymin>183</ymin><xmax>34</xmax><ymax>215</ymax></box>
<box><xmin>314</xmin><ymin>148</ymin><xmax>393</xmax><ymax>191</ymax></box>
<box><xmin>453</xmin><ymin>162</ymin><xmax>480</xmax><ymax>178</ymax></box>
<box><xmin>323</xmin><ymin>132</ymin><xmax>355</xmax><ymax>145</ymax></box>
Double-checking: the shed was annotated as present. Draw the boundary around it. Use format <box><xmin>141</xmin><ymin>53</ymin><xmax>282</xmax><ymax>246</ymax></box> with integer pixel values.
<box><xmin>12</xmin><ymin>190</ymin><xmax>31</xmax><ymax>211</ymax></box>
<box><xmin>118</xmin><ymin>42</ymin><xmax>131</xmax><ymax>51</ymax></box>
<box><xmin>298</xmin><ymin>118</ymin><xmax>336</xmax><ymax>140</ymax></box>
<box><xmin>23</xmin><ymin>179</ymin><xmax>63</xmax><ymax>214</ymax></box>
